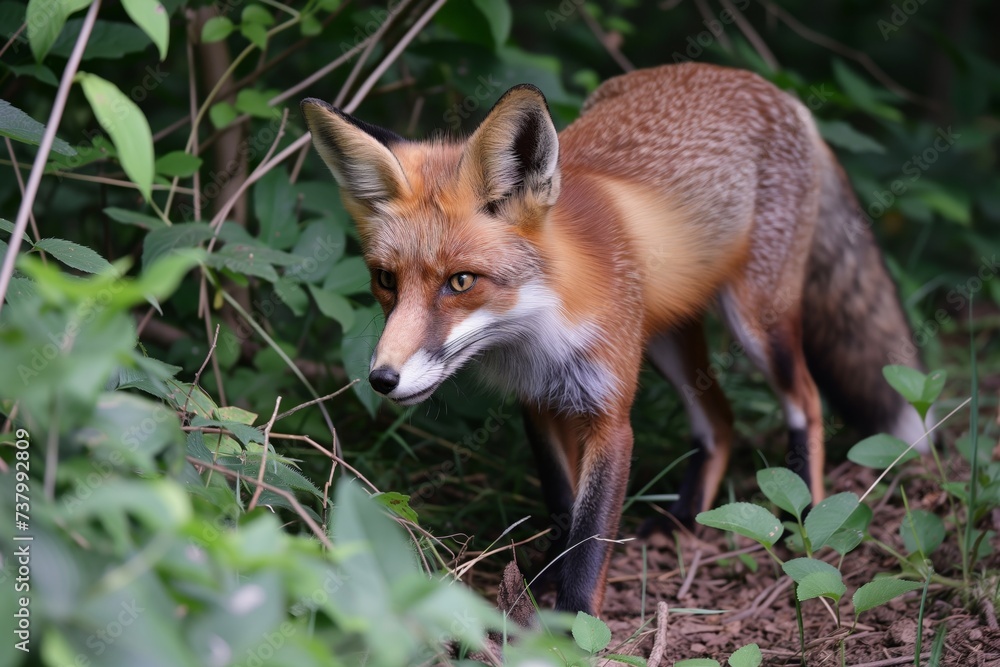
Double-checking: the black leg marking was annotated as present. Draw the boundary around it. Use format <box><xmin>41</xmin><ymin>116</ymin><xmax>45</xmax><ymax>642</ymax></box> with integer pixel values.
<box><xmin>787</xmin><ymin>427</ymin><xmax>811</xmax><ymax>491</ymax></box>
<box><xmin>523</xmin><ymin>409</ymin><xmax>575</xmax><ymax>586</ymax></box>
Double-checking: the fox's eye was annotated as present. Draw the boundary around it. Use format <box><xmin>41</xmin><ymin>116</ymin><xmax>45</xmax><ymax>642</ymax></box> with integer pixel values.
<box><xmin>448</xmin><ymin>272</ymin><xmax>476</xmax><ymax>293</ymax></box>
<box><xmin>376</xmin><ymin>270</ymin><xmax>396</xmax><ymax>290</ymax></box>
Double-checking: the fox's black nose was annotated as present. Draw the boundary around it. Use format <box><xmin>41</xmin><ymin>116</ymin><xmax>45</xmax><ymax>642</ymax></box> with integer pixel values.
<box><xmin>368</xmin><ymin>367</ymin><xmax>400</xmax><ymax>395</ymax></box>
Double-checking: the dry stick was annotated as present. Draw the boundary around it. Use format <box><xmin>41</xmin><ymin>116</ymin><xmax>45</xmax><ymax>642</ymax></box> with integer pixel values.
<box><xmin>580</xmin><ymin>6</ymin><xmax>634</xmax><ymax>72</ymax></box>
<box><xmin>4</xmin><ymin>138</ymin><xmax>44</xmax><ymax>253</ymax></box>
<box><xmin>186</xmin><ymin>21</ymin><xmax>203</xmax><ymax>223</ymax></box>
<box><xmin>647</xmin><ymin>601</ymin><xmax>671</xmax><ymax>667</ymax></box>
<box><xmin>0</xmin><ymin>161</ymin><xmax>198</xmax><ymax>193</ymax></box>
<box><xmin>181</xmin><ymin>323</ymin><xmax>220</xmax><ymax>417</ymax></box>
<box><xmin>848</xmin><ymin>654</ymin><xmax>930</xmax><ymax>667</ymax></box>
<box><xmin>0</xmin><ymin>21</ymin><xmax>25</xmax><ymax>59</ymax></box>
<box><xmin>0</xmin><ymin>0</ymin><xmax>102</xmax><ymax>315</ymax></box>
<box><xmin>198</xmin><ymin>278</ymin><xmax>228</xmax><ymax>405</ymax></box>
<box><xmin>758</xmin><ymin>0</ymin><xmax>931</xmax><ymax>107</ymax></box>
<box><xmin>248</xmin><ymin>396</ymin><xmax>282</xmax><ymax>511</ymax></box>
<box><xmin>676</xmin><ymin>548</ymin><xmax>702</xmax><ymax>599</ymax></box>
<box><xmin>334</xmin><ymin>0</ymin><xmax>413</xmax><ymax>107</ymax></box>
<box><xmin>692</xmin><ymin>0</ymin><xmax>733</xmax><ymax>51</ymax></box>
<box><xmin>188</xmin><ymin>455</ymin><xmax>333</xmax><ymax>549</ymax></box>
<box><xmin>275</xmin><ymin>380</ymin><xmax>360</xmax><ymax>422</ymax></box>
<box><xmin>720</xmin><ymin>0</ymin><xmax>778</xmax><ymax>70</ymax></box>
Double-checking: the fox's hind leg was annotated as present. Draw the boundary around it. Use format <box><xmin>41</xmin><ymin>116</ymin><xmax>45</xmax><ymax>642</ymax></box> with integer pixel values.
<box><xmin>718</xmin><ymin>280</ymin><xmax>825</xmax><ymax>505</ymax></box>
<box><xmin>645</xmin><ymin>319</ymin><xmax>735</xmax><ymax>526</ymax></box>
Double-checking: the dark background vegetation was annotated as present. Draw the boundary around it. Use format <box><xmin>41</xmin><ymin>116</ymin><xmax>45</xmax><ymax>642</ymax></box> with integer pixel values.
<box><xmin>0</xmin><ymin>0</ymin><xmax>998</xmax><ymax>665</ymax></box>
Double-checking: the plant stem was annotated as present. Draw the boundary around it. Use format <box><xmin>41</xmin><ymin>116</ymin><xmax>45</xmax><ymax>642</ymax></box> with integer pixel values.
<box><xmin>0</xmin><ymin>0</ymin><xmax>103</xmax><ymax>315</ymax></box>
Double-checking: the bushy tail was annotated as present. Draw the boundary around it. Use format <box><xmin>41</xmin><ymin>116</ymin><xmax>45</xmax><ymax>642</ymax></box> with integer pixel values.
<box><xmin>802</xmin><ymin>146</ymin><xmax>928</xmax><ymax>448</ymax></box>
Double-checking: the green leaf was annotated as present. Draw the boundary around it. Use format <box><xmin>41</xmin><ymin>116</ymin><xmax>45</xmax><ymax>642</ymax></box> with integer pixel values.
<box><xmin>696</xmin><ymin>503</ymin><xmax>783</xmax><ymax>547</ymax></box>
<box><xmin>201</xmin><ymin>15</ymin><xmax>234</xmax><ymax>42</ymax></box>
<box><xmin>607</xmin><ymin>655</ymin><xmax>647</xmax><ymax>667</ymax></box>
<box><xmin>826</xmin><ymin>504</ymin><xmax>872</xmax><ymax>556</ymax></box>
<box><xmin>472</xmin><ymin>0</ymin><xmax>511</xmax><ymax>48</ymax></box>
<box><xmin>254</xmin><ymin>169</ymin><xmax>299</xmax><ymax>249</ymax></box>
<box><xmin>917</xmin><ymin>188</ymin><xmax>970</xmax><ymax>226</ymax></box>
<box><xmin>848</xmin><ymin>433</ymin><xmax>919</xmax><ymax>469</ymax></box>
<box><xmin>728</xmin><ymin>643</ymin><xmax>762</xmax><ymax>667</ymax></box>
<box><xmin>240</xmin><ymin>21</ymin><xmax>267</xmax><ymax>49</ymax></box>
<box><xmin>833</xmin><ymin>60</ymin><xmax>902</xmax><ymax>121</ymax></box>
<box><xmin>77</xmin><ymin>72</ymin><xmax>154</xmax><ymax>201</ymax></box>
<box><xmin>300</xmin><ymin>13</ymin><xmax>322</xmax><ymax>36</ymax></box>
<box><xmin>675</xmin><ymin>660</ymin><xmax>721</xmax><ymax>667</ymax></box>
<box><xmin>104</xmin><ymin>206</ymin><xmax>167</xmax><ymax>230</ymax></box>
<box><xmin>796</xmin><ymin>571</ymin><xmax>846</xmax><ymax>602</ymax></box>
<box><xmin>53</xmin><ymin>18</ymin><xmax>156</xmax><ymax>60</ymax></box>
<box><xmin>214</xmin><ymin>405</ymin><xmax>258</xmax><ymax>425</ymax></box>
<box><xmin>572</xmin><ymin>611</ymin><xmax>612</xmax><ymax>653</ymax></box>
<box><xmin>0</xmin><ymin>99</ymin><xmax>75</xmax><ymax>155</ymax></box>
<box><xmin>209</xmin><ymin>101</ymin><xmax>237</xmax><ymax>129</ymax></box>
<box><xmin>323</xmin><ymin>256</ymin><xmax>369</xmax><ymax>295</ymax></box>
<box><xmin>274</xmin><ymin>277</ymin><xmax>308</xmax><ymax>315</ymax></box>
<box><xmin>882</xmin><ymin>366</ymin><xmax>945</xmax><ymax>420</ymax></box>
<box><xmin>26</xmin><ymin>0</ymin><xmax>92</xmax><ymax>62</ymax></box>
<box><xmin>287</xmin><ymin>218</ymin><xmax>345</xmax><ymax>283</ymax></box>
<box><xmin>342</xmin><ymin>305</ymin><xmax>382</xmax><ymax>416</ymax></box>
<box><xmin>33</xmin><ymin>238</ymin><xmax>115</xmax><ymax>275</ymax></box>
<box><xmin>308</xmin><ymin>285</ymin><xmax>355</xmax><ymax>330</ymax></box>
<box><xmin>143</xmin><ymin>222</ymin><xmax>213</xmax><ymax>268</ymax></box>
<box><xmin>803</xmin><ymin>492</ymin><xmax>859</xmax><ymax>550</ymax></box>
<box><xmin>191</xmin><ymin>417</ymin><xmax>263</xmax><ymax>447</ymax></box>
<box><xmin>853</xmin><ymin>579</ymin><xmax>923</xmax><ymax>615</ymax></box>
<box><xmin>373</xmin><ymin>491</ymin><xmax>419</xmax><ymax>524</ymax></box>
<box><xmin>816</xmin><ymin>119</ymin><xmax>885</xmax><ymax>154</ymax></box>
<box><xmin>900</xmin><ymin>509</ymin><xmax>945</xmax><ymax>556</ymax></box>
<box><xmin>59</xmin><ymin>478</ymin><xmax>191</xmax><ymax>530</ymax></box>
<box><xmin>782</xmin><ymin>557</ymin><xmax>840</xmax><ymax>584</ymax></box>
<box><xmin>122</xmin><ymin>0</ymin><xmax>169</xmax><ymax>60</ymax></box>
<box><xmin>155</xmin><ymin>151</ymin><xmax>202</xmax><ymax>177</ymax></box>
<box><xmin>5</xmin><ymin>63</ymin><xmax>59</xmax><ymax>87</ymax></box>
<box><xmin>0</xmin><ymin>218</ymin><xmax>34</xmax><ymax>244</ymax></box>
<box><xmin>757</xmin><ymin>467</ymin><xmax>811</xmax><ymax>520</ymax></box>
<box><xmin>207</xmin><ymin>245</ymin><xmax>279</xmax><ymax>282</ymax></box>
<box><xmin>242</xmin><ymin>4</ymin><xmax>274</xmax><ymax>26</ymax></box>
<box><xmin>234</xmin><ymin>88</ymin><xmax>277</xmax><ymax>118</ymax></box>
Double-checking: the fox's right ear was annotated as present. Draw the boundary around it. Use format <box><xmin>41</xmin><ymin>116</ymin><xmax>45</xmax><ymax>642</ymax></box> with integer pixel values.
<box><xmin>301</xmin><ymin>99</ymin><xmax>409</xmax><ymax>206</ymax></box>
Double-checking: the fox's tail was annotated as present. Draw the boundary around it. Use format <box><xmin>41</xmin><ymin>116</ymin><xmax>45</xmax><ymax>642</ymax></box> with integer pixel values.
<box><xmin>802</xmin><ymin>145</ymin><xmax>930</xmax><ymax>450</ymax></box>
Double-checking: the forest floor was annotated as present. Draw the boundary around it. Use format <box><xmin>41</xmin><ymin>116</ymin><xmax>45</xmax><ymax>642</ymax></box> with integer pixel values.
<box><xmin>481</xmin><ymin>453</ymin><xmax>1000</xmax><ymax>666</ymax></box>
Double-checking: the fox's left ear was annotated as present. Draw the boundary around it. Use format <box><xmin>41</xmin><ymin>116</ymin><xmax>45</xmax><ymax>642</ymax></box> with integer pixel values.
<box><xmin>300</xmin><ymin>98</ymin><xmax>409</xmax><ymax>208</ymax></box>
<box><xmin>461</xmin><ymin>84</ymin><xmax>560</xmax><ymax>214</ymax></box>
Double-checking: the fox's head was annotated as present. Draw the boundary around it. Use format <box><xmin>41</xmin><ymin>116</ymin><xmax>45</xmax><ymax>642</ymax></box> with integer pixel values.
<box><xmin>301</xmin><ymin>86</ymin><xmax>561</xmax><ymax>405</ymax></box>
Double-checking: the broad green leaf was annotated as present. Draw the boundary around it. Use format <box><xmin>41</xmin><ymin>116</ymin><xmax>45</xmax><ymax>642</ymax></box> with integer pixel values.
<box><xmin>51</xmin><ymin>18</ymin><xmax>154</xmax><ymax>60</ymax></box>
<box><xmin>782</xmin><ymin>557</ymin><xmax>840</xmax><ymax>584</ymax></box>
<box><xmin>833</xmin><ymin>59</ymin><xmax>902</xmax><ymax>121</ymax></box>
<box><xmin>191</xmin><ymin>416</ymin><xmax>263</xmax><ymax>447</ymax></box>
<box><xmin>209</xmin><ymin>101</ymin><xmax>237</xmax><ymax>129</ymax></box>
<box><xmin>33</xmin><ymin>238</ymin><xmax>115</xmax><ymax>275</ymax></box>
<box><xmin>143</xmin><ymin>222</ymin><xmax>213</xmax><ymax>268</ymax></box>
<box><xmin>797</xmin><ymin>571</ymin><xmax>846</xmax><ymax>602</ymax></box>
<box><xmin>803</xmin><ymin>492</ymin><xmax>859</xmax><ymax>550</ymax></box>
<box><xmin>471</xmin><ymin>0</ymin><xmax>511</xmax><ymax>48</ymax></box>
<box><xmin>826</xmin><ymin>503</ymin><xmax>872</xmax><ymax>556</ymax></box>
<box><xmin>122</xmin><ymin>0</ymin><xmax>169</xmax><ymax>60</ymax></box>
<box><xmin>342</xmin><ymin>304</ymin><xmax>383</xmax><ymax>416</ymax></box>
<box><xmin>287</xmin><ymin>218</ymin><xmax>345</xmax><ymax>283</ymax></box>
<box><xmin>882</xmin><ymin>366</ymin><xmax>945</xmax><ymax>419</ymax></box>
<box><xmin>155</xmin><ymin>151</ymin><xmax>202</xmax><ymax>177</ymax></box>
<box><xmin>728</xmin><ymin>643</ymin><xmax>762</xmax><ymax>667</ymax></box>
<box><xmin>853</xmin><ymin>579</ymin><xmax>923</xmax><ymax>615</ymax></box>
<box><xmin>234</xmin><ymin>88</ymin><xmax>278</xmax><ymax>118</ymax></box>
<box><xmin>607</xmin><ymin>655</ymin><xmax>647</xmax><ymax>667</ymax></box>
<box><xmin>254</xmin><ymin>169</ymin><xmax>299</xmax><ymax>249</ymax></box>
<box><xmin>696</xmin><ymin>503</ymin><xmax>783</xmax><ymax>547</ymax></box>
<box><xmin>900</xmin><ymin>509</ymin><xmax>945</xmax><ymax>556</ymax></box>
<box><xmin>300</xmin><ymin>12</ymin><xmax>321</xmax><ymax>36</ymax></box>
<box><xmin>274</xmin><ymin>276</ymin><xmax>309</xmax><ymax>315</ymax></box>
<box><xmin>757</xmin><ymin>467</ymin><xmax>811</xmax><ymax>520</ymax></box>
<box><xmin>373</xmin><ymin>491</ymin><xmax>419</xmax><ymax>524</ymax></box>
<box><xmin>26</xmin><ymin>0</ymin><xmax>92</xmax><ymax>62</ymax></box>
<box><xmin>215</xmin><ymin>406</ymin><xmax>258</xmax><ymax>425</ymax></box>
<box><xmin>918</xmin><ymin>188</ymin><xmax>971</xmax><ymax>226</ymax></box>
<box><xmin>59</xmin><ymin>478</ymin><xmax>191</xmax><ymax>529</ymax></box>
<box><xmin>572</xmin><ymin>611</ymin><xmax>612</xmax><ymax>653</ymax></box>
<box><xmin>308</xmin><ymin>285</ymin><xmax>355</xmax><ymax>331</ymax></box>
<box><xmin>75</xmin><ymin>391</ymin><xmax>184</xmax><ymax>472</ymax></box>
<box><xmin>816</xmin><ymin>119</ymin><xmax>885</xmax><ymax>154</ymax></box>
<box><xmin>956</xmin><ymin>432</ymin><xmax>991</xmax><ymax>465</ymax></box>
<box><xmin>241</xmin><ymin>21</ymin><xmax>267</xmax><ymax>49</ymax></box>
<box><xmin>675</xmin><ymin>660</ymin><xmax>721</xmax><ymax>667</ymax></box>
<box><xmin>105</xmin><ymin>206</ymin><xmax>167</xmax><ymax>230</ymax></box>
<box><xmin>0</xmin><ymin>99</ymin><xmax>75</xmax><ymax>155</ymax></box>
<box><xmin>78</xmin><ymin>72</ymin><xmax>154</xmax><ymax>200</ymax></box>
<box><xmin>323</xmin><ymin>256</ymin><xmax>369</xmax><ymax>295</ymax></box>
<box><xmin>242</xmin><ymin>4</ymin><xmax>274</xmax><ymax>26</ymax></box>
<box><xmin>848</xmin><ymin>433</ymin><xmax>919</xmax><ymax>469</ymax></box>
<box><xmin>206</xmin><ymin>245</ymin><xmax>283</xmax><ymax>282</ymax></box>
<box><xmin>6</xmin><ymin>63</ymin><xmax>60</xmax><ymax>87</ymax></box>
<box><xmin>0</xmin><ymin>218</ymin><xmax>33</xmax><ymax>243</ymax></box>
<box><xmin>201</xmin><ymin>15</ymin><xmax>234</xmax><ymax>42</ymax></box>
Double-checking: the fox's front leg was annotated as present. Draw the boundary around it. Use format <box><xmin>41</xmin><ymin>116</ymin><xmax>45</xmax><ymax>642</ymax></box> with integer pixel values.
<box><xmin>530</xmin><ymin>409</ymin><xmax>634</xmax><ymax>615</ymax></box>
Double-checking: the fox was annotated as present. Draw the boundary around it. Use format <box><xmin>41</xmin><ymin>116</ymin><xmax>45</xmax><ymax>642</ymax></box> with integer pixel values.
<box><xmin>301</xmin><ymin>62</ymin><xmax>929</xmax><ymax>615</ymax></box>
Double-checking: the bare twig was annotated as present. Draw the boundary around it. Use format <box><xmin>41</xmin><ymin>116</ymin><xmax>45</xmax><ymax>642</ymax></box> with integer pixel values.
<box><xmin>0</xmin><ymin>0</ymin><xmax>103</xmax><ymax>315</ymax></box>
<box><xmin>720</xmin><ymin>0</ymin><xmax>778</xmax><ymax>70</ymax></box>
<box><xmin>181</xmin><ymin>323</ymin><xmax>220</xmax><ymax>418</ymax></box>
<box><xmin>275</xmin><ymin>380</ymin><xmax>360</xmax><ymax>422</ymax></box>
<box><xmin>647</xmin><ymin>601</ymin><xmax>671</xmax><ymax>667</ymax></box>
<box><xmin>581</xmin><ymin>6</ymin><xmax>634</xmax><ymax>72</ymax></box>
<box><xmin>0</xmin><ymin>21</ymin><xmax>25</xmax><ymax>59</ymax></box>
<box><xmin>676</xmin><ymin>548</ymin><xmax>702</xmax><ymax>599</ymax></box>
<box><xmin>248</xmin><ymin>396</ymin><xmax>282</xmax><ymax>511</ymax></box>
<box><xmin>4</xmin><ymin>138</ymin><xmax>43</xmax><ymax>252</ymax></box>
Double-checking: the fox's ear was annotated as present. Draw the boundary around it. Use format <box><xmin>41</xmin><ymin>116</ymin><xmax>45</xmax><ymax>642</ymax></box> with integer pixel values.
<box><xmin>301</xmin><ymin>98</ymin><xmax>409</xmax><ymax>206</ymax></box>
<box><xmin>461</xmin><ymin>84</ymin><xmax>560</xmax><ymax>213</ymax></box>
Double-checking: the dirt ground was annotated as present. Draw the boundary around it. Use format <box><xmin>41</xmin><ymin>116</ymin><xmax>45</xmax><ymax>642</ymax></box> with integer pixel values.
<box><xmin>587</xmin><ymin>460</ymin><xmax>1000</xmax><ymax>666</ymax></box>
<box><xmin>484</xmin><ymin>453</ymin><xmax>1000</xmax><ymax>666</ymax></box>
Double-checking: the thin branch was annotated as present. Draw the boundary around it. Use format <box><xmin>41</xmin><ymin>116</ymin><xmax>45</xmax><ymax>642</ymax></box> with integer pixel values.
<box><xmin>720</xmin><ymin>0</ymin><xmax>778</xmax><ymax>70</ymax></box>
<box><xmin>4</xmin><ymin>138</ymin><xmax>44</xmax><ymax>257</ymax></box>
<box><xmin>187</xmin><ymin>456</ymin><xmax>333</xmax><ymax>549</ymax></box>
<box><xmin>275</xmin><ymin>380</ymin><xmax>360</xmax><ymax>422</ymax></box>
<box><xmin>581</xmin><ymin>5</ymin><xmax>634</xmax><ymax>72</ymax></box>
<box><xmin>181</xmin><ymin>323</ymin><xmax>220</xmax><ymax>417</ymax></box>
<box><xmin>0</xmin><ymin>21</ymin><xmax>25</xmax><ymax>60</ymax></box>
<box><xmin>334</xmin><ymin>0</ymin><xmax>413</xmax><ymax>107</ymax></box>
<box><xmin>248</xmin><ymin>396</ymin><xmax>282</xmax><ymax>511</ymax></box>
<box><xmin>0</xmin><ymin>0</ymin><xmax>102</xmax><ymax>316</ymax></box>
